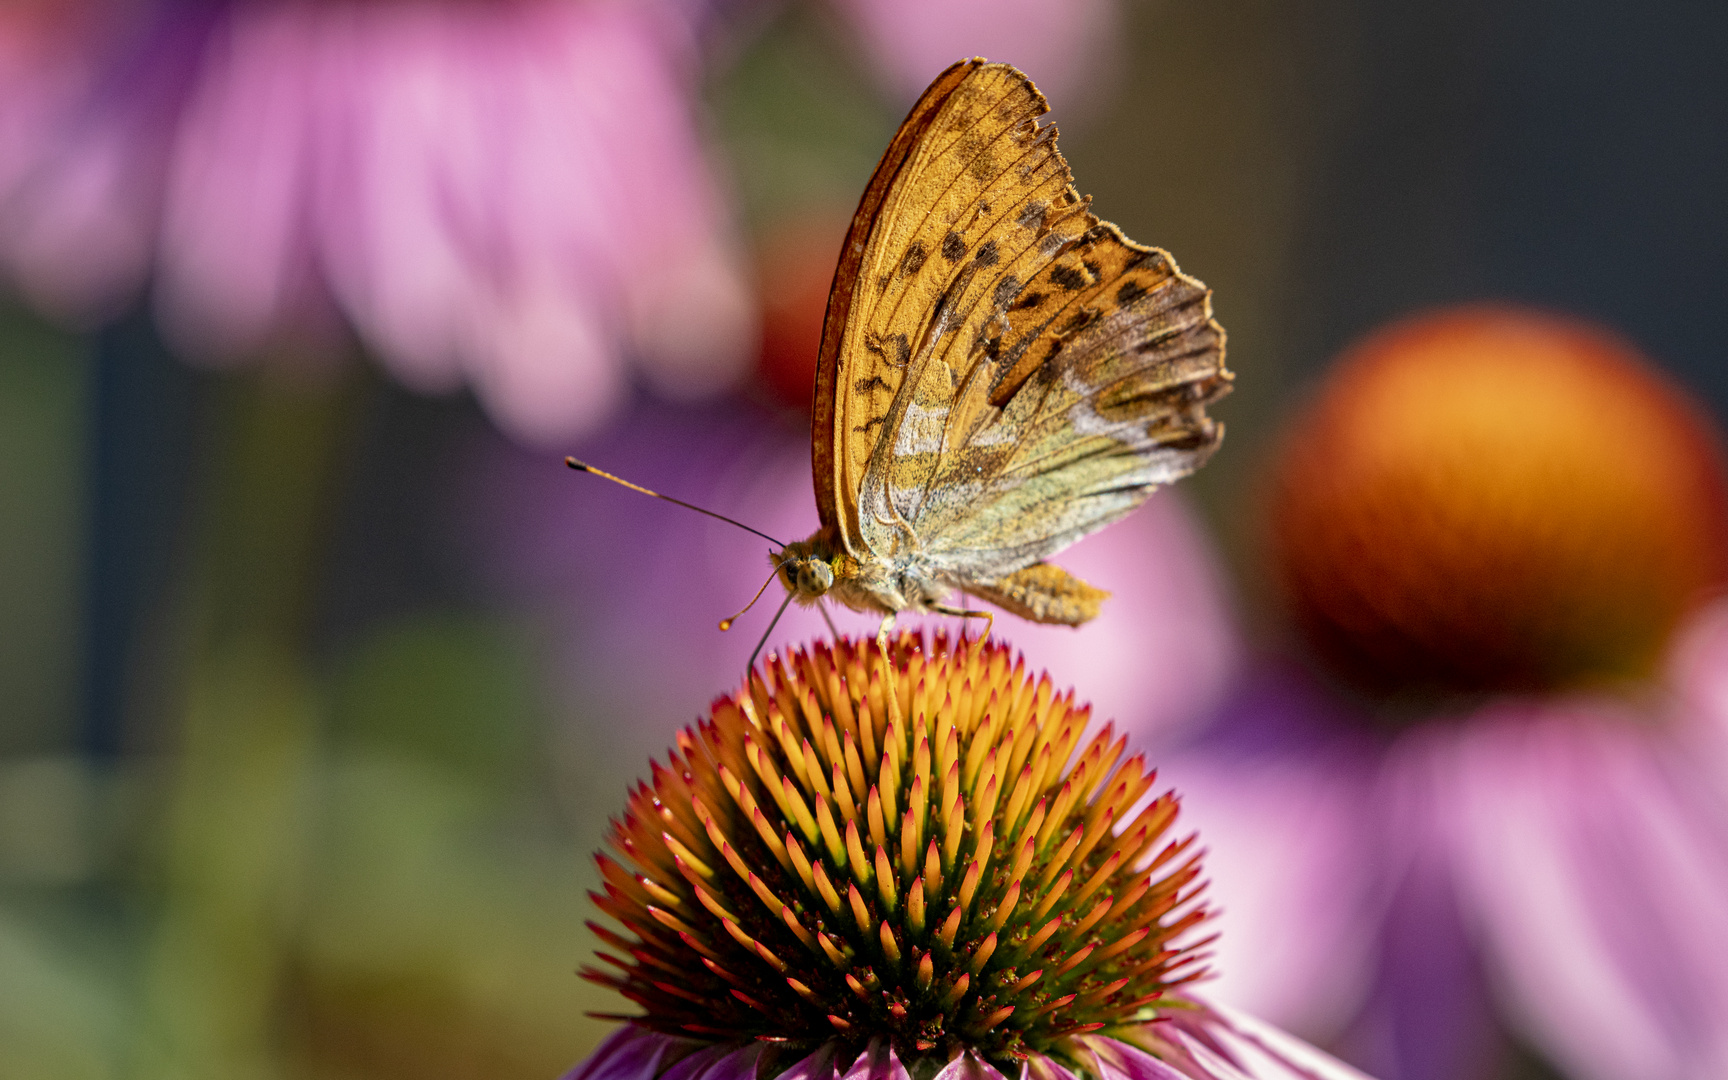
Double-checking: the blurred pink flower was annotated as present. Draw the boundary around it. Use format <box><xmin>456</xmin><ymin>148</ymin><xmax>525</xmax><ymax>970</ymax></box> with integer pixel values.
<box><xmin>0</xmin><ymin>0</ymin><xmax>754</xmax><ymax>444</ymax></box>
<box><xmin>1166</xmin><ymin>308</ymin><xmax>1728</xmax><ymax>1080</ymax></box>
<box><xmin>832</xmin><ymin>0</ymin><xmax>1122</xmax><ymax>108</ymax></box>
<box><xmin>565</xmin><ymin>1002</ymin><xmax>1374</xmax><ymax>1080</ymax></box>
<box><xmin>1165</xmin><ymin>606</ymin><xmax>1728</xmax><ymax>1080</ymax></box>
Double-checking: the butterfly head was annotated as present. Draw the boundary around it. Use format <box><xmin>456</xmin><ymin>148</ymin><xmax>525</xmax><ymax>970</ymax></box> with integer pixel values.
<box><xmin>775</xmin><ymin>537</ymin><xmax>842</xmax><ymax>602</ymax></box>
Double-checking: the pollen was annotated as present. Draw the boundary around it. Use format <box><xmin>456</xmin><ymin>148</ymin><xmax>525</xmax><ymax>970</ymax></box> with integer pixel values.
<box><xmin>582</xmin><ymin>635</ymin><xmax>1210</xmax><ymax>1067</ymax></box>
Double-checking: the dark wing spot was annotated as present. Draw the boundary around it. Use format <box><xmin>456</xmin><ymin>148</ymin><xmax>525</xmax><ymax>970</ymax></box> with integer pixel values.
<box><xmin>1117</xmin><ymin>279</ymin><xmax>1147</xmax><ymax>305</ymax></box>
<box><xmin>877</xmin><ymin>273</ymin><xmax>892</xmax><ymax>292</ymax></box>
<box><xmin>1016</xmin><ymin>201</ymin><xmax>1047</xmax><ymax>229</ymax></box>
<box><xmin>892</xmin><ymin>333</ymin><xmax>911</xmax><ymax>368</ymax></box>
<box><xmin>854</xmin><ymin>374</ymin><xmax>891</xmax><ymax>394</ymax></box>
<box><xmin>1049</xmin><ymin>264</ymin><xmax>1088</xmax><ymax>291</ymax></box>
<box><xmin>974</xmin><ymin>240</ymin><xmax>999</xmax><ymax>268</ymax></box>
<box><xmin>941</xmin><ymin>231</ymin><xmax>967</xmax><ymax>261</ymax></box>
<box><xmin>1082</xmin><ymin>259</ymin><xmax>1102</xmax><ymax>281</ymax></box>
<box><xmin>901</xmin><ymin>241</ymin><xmax>928</xmax><ymax>277</ymax></box>
<box><xmin>1059</xmin><ymin>306</ymin><xmax>1100</xmax><ymax>335</ymax></box>
<box><xmin>1010</xmin><ymin>290</ymin><xmax>1048</xmax><ymax>311</ymax></box>
<box><xmin>992</xmin><ymin>274</ymin><xmax>1022</xmax><ymax>309</ymax></box>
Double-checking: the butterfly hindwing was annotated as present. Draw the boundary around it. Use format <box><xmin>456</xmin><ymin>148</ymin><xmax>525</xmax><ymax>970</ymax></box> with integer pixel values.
<box><xmin>910</xmin><ymin>224</ymin><xmax>1229</xmax><ymax>574</ymax></box>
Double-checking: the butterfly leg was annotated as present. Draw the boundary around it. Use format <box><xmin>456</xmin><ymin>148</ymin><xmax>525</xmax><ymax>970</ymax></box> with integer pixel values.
<box><xmin>875</xmin><ymin>613</ymin><xmax>903</xmax><ymax>729</ymax></box>
<box><xmin>932</xmin><ymin>604</ymin><xmax>994</xmax><ymax>644</ymax></box>
<box><xmin>818</xmin><ymin>598</ymin><xmax>841</xmax><ymax>638</ymax></box>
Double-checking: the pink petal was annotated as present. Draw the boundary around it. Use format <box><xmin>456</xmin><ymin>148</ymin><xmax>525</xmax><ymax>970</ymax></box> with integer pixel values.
<box><xmin>15</xmin><ymin>0</ymin><xmax>746</xmax><ymax>443</ymax></box>
<box><xmin>777</xmin><ymin>1042</ymin><xmax>845</xmax><ymax>1080</ymax></box>
<box><xmin>564</xmin><ymin>1025</ymin><xmax>680</xmax><ymax>1080</ymax></box>
<box><xmin>1075</xmin><ymin>1036</ymin><xmax>1193</xmax><ymax>1080</ymax></box>
<box><xmin>1020</xmin><ymin>1055</ymin><xmax>1081</xmax><ymax>1080</ymax></box>
<box><xmin>1184</xmin><ymin>1003</ymin><xmax>1379</xmax><ymax>1080</ymax></box>
<box><xmin>932</xmin><ymin>1052</ymin><xmax>1009</xmax><ymax>1080</ymax></box>
<box><xmin>1003</xmin><ymin>490</ymin><xmax>1242</xmax><ymax>743</ymax></box>
<box><xmin>1667</xmin><ymin>598</ymin><xmax>1728</xmax><ymax>790</ymax></box>
<box><xmin>839</xmin><ymin>1039</ymin><xmax>910</xmax><ymax>1080</ymax></box>
<box><xmin>155</xmin><ymin>4</ymin><xmax>317</xmax><ymax>361</ymax></box>
<box><xmin>659</xmin><ymin>1042</ymin><xmax>762</xmax><ymax>1080</ymax></box>
<box><xmin>1155</xmin><ymin>673</ymin><xmax>1383</xmax><ymax>1040</ymax></box>
<box><xmin>1438</xmin><ymin>703</ymin><xmax>1728</xmax><ymax>1080</ymax></box>
<box><xmin>0</xmin><ymin>1</ymin><xmax>174</xmax><ymax>320</ymax></box>
<box><xmin>832</xmin><ymin>0</ymin><xmax>1122</xmax><ymax>109</ymax></box>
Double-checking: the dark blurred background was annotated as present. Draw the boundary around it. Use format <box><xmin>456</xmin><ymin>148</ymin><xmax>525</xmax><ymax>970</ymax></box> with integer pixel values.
<box><xmin>2</xmin><ymin>1</ymin><xmax>1724</xmax><ymax>1078</ymax></box>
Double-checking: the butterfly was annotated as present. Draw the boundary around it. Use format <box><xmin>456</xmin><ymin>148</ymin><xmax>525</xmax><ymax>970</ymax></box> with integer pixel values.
<box><xmin>769</xmin><ymin>58</ymin><xmax>1231</xmax><ymax>642</ymax></box>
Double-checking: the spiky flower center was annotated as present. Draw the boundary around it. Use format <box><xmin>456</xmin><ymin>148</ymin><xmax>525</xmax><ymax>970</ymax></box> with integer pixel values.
<box><xmin>585</xmin><ymin>635</ymin><xmax>1209</xmax><ymax>1072</ymax></box>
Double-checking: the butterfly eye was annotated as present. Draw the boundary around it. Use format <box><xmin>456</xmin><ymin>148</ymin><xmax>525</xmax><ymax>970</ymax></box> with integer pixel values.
<box><xmin>799</xmin><ymin>560</ymin><xmax>834</xmax><ymax>595</ymax></box>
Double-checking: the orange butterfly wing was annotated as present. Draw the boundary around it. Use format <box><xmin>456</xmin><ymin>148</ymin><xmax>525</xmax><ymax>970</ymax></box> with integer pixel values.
<box><xmin>812</xmin><ymin>60</ymin><xmax>1229</xmax><ymax>597</ymax></box>
<box><xmin>811</xmin><ymin>60</ymin><xmax>981</xmax><ymax>553</ymax></box>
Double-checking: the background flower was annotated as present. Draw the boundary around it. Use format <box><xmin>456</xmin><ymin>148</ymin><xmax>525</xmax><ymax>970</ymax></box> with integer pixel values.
<box><xmin>1164</xmin><ymin>306</ymin><xmax>1728</xmax><ymax>1080</ymax></box>
<box><xmin>2</xmin><ymin>0</ymin><xmax>756</xmax><ymax>445</ymax></box>
<box><xmin>830</xmin><ymin>0</ymin><xmax>1121</xmax><ymax>108</ymax></box>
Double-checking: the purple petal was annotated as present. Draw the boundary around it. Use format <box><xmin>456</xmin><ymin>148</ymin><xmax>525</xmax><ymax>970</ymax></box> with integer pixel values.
<box><xmin>1156</xmin><ymin>669</ymin><xmax>1383</xmax><ymax>1040</ymax></box>
<box><xmin>839</xmin><ymin>1039</ymin><xmax>911</xmax><ymax>1080</ymax></box>
<box><xmin>5</xmin><ymin>0</ymin><xmax>749</xmax><ymax>444</ymax></box>
<box><xmin>1074</xmin><ymin>1035</ymin><xmax>1193</xmax><ymax>1080</ymax></box>
<box><xmin>660</xmin><ymin>1042</ymin><xmax>762</xmax><ymax>1080</ymax></box>
<box><xmin>563</xmin><ymin>1025</ymin><xmax>680</xmax><ymax>1080</ymax></box>
<box><xmin>777</xmin><ymin>1042</ymin><xmax>844</xmax><ymax>1080</ymax></box>
<box><xmin>1340</xmin><ymin>729</ymin><xmax>1499</xmax><ymax>1080</ymax></box>
<box><xmin>1184</xmin><ymin>1003</ymin><xmax>1380</xmax><ymax>1080</ymax></box>
<box><xmin>997</xmin><ymin>488</ymin><xmax>1243</xmax><ymax>743</ymax></box>
<box><xmin>933</xmin><ymin>1051</ymin><xmax>1009</xmax><ymax>1080</ymax></box>
<box><xmin>1438</xmin><ymin>701</ymin><xmax>1728</xmax><ymax>1080</ymax></box>
<box><xmin>832</xmin><ymin>0</ymin><xmax>1122</xmax><ymax>109</ymax></box>
<box><xmin>155</xmin><ymin>4</ymin><xmax>319</xmax><ymax>363</ymax></box>
<box><xmin>1020</xmin><ymin>1054</ymin><xmax>1081</xmax><ymax>1080</ymax></box>
<box><xmin>1667</xmin><ymin>598</ymin><xmax>1728</xmax><ymax>791</ymax></box>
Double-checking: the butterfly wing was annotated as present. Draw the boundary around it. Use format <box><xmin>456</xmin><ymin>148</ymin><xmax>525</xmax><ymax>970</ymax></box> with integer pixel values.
<box><xmin>908</xmin><ymin>221</ymin><xmax>1228</xmax><ymax>573</ymax></box>
<box><xmin>813</xmin><ymin>58</ymin><xmax>1067</xmax><ymax>554</ymax></box>
<box><xmin>813</xmin><ymin>59</ymin><xmax>1229</xmax><ymax>599</ymax></box>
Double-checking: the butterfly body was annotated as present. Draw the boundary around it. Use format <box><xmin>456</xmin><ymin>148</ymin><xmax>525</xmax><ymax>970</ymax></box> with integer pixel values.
<box><xmin>785</xmin><ymin>58</ymin><xmax>1231</xmax><ymax>631</ymax></box>
<box><xmin>777</xmin><ymin>528</ymin><xmax>948</xmax><ymax>618</ymax></box>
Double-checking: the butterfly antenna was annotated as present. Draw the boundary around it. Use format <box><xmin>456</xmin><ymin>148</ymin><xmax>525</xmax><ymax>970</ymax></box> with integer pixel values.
<box><xmin>747</xmin><ymin>592</ymin><xmax>799</xmax><ymax>677</ymax></box>
<box><xmin>720</xmin><ymin>560</ymin><xmax>793</xmax><ymax>632</ymax></box>
<box><xmin>565</xmin><ymin>458</ymin><xmax>786</xmax><ymax>547</ymax></box>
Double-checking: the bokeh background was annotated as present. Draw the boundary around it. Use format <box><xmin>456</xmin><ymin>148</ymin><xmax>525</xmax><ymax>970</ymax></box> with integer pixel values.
<box><xmin>3</xmin><ymin>2</ymin><xmax>1727</xmax><ymax>1080</ymax></box>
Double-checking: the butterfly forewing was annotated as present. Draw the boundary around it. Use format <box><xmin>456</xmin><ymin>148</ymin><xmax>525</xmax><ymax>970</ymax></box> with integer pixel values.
<box><xmin>818</xmin><ymin>60</ymin><xmax>1097</xmax><ymax>556</ymax></box>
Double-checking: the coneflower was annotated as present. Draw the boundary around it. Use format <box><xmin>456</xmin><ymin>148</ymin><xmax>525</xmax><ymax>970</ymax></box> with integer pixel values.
<box><xmin>569</xmin><ymin>635</ymin><xmax>1373</xmax><ymax>1080</ymax></box>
